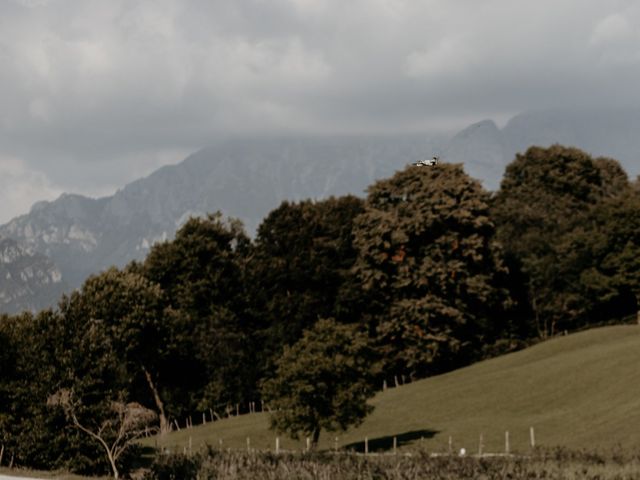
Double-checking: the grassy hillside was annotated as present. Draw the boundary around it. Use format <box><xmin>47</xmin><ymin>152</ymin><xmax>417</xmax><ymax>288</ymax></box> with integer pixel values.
<box><xmin>146</xmin><ymin>325</ymin><xmax>640</xmax><ymax>454</ymax></box>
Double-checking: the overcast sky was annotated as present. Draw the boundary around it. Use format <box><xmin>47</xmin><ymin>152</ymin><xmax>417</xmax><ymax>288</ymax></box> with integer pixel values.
<box><xmin>1</xmin><ymin>0</ymin><xmax>639</xmax><ymax>223</ymax></box>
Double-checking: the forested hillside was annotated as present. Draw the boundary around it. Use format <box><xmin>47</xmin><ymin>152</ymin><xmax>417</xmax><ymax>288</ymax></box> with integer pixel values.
<box><xmin>1</xmin><ymin>145</ymin><xmax>639</xmax><ymax>477</ymax></box>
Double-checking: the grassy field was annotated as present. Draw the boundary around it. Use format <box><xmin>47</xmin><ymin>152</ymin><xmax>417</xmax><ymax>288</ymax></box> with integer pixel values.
<box><xmin>145</xmin><ymin>325</ymin><xmax>640</xmax><ymax>455</ymax></box>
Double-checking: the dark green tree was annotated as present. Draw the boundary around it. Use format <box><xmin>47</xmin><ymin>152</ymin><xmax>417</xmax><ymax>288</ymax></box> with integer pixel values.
<box><xmin>261</xmin><ymin>319</ymin><xmax>377</xmax><ymax>447</ymax></box>
<box><xmin>142</xmin><ymin>213</ymin><xmax>254</xmax><ymax>414</ymax></box>
<box><xmin>247</xmin><ymin>196</ymin><xmax>365</xmax><ymax>359</ymax></box>
<box><xmin>352</xmin><ymin>163</ymin><xmax>513</xmax><ymax>378</ymax></box>
<box><xmin>575</xmin><ymin>187</ymin><xmax>640</xmax><ymax>322</ymax></box>
<box><xmin>62</xmin><ymin>267</ymin><xmax>171</xmax><ymax>433</ymax></box>
<box><xmin>492</xmin><ymin>145</ymin><xmax>632</xmax><ymax>336</ymax></box>
<box><xmin>0</xmin><ymin>307</ymin><xmax>136</xmax><ymax>476</ymax></box>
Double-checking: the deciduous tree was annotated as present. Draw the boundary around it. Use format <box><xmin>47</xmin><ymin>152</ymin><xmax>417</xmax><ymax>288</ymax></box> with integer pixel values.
<box><xmin>248</xmin><ymin>197</ymin><xmax>365</xmax><ymax>364</ymax></box>
<box><xmin>261</xmin><ymin>319</ymin><xmax>377</xmax><ymax>447</ymax></box>
<box><xmin>353</xmin><ymin>163</ymin><xmax>513</xmax><ymax>377</ymax></box>
<box><xmin>492</xmin><ymin>145</ymin><xmax>632</xmax><ymax>335</ymax></box>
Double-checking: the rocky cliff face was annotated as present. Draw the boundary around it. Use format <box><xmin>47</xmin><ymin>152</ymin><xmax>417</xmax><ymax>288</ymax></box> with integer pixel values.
<box><xmin>0</xmin><ymin>237</ymin><xmax>66</xmax><ymax>313</ymax></box>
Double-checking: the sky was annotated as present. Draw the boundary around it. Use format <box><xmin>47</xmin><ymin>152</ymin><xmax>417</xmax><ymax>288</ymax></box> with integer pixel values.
<box><xmin>1</xmin><ymin>0</ymin><xmax>640</xmax><ymax>223</ymax></box>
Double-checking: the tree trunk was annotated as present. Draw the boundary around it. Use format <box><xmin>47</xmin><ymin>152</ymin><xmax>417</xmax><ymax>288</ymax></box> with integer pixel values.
<box><xmin>106</xmin><ymin>451</ymin><xmax>119</xmax><ymax>480</ymax></box>
<box><xmin>142</xmin><ymin>366</ymin><xmax>169</xmax><ymax>435</ymax></box>
<box><xmin>311</xmin><ymin>427</ymin><xmax>321</xmax><ymax>450</ymax></box>
<box><xmin>531</xmin><ymin>290</ymin><xmax>545</xmax><ymax>339</ymax></box>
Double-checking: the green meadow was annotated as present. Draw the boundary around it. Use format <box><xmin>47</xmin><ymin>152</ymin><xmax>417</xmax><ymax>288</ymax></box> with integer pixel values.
<box><xmin>146</xmin><ymin>325</ymin><xmax>640</xmax><ymax>455</ymax></box>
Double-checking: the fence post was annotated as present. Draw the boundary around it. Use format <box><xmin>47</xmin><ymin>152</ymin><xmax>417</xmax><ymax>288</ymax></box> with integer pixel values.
<box><xmin>393</xmin><ymin>436</ymin><xmax>397</xmax><ymax>455</ymax></box>
<box><xmin>478</xmin><ymin>433</ymin><xmax>483</xmax><ymax>456</ymax></box>
<box><xmin>247</xmin><ymin>437</ymin><xmax>251</xmax><ymax>452</ymax></box>
<box><xmin>448</xmin><ymin>436</ymin><xmax>452</xmax><ymax>455</ymax></box>
<box><xmin>383</xmin><ymin>380</ymin><xmax>387</xmax><ymax>391</ymax></box>
<box><xmin>505</xmin><ymin>431</ymin><xmax>510</xmax><ymax>454</ymax></box>
<box><xmin>394</xmin><ymin>375</ymin><xmax>399</xmax><ymax>388</ymax></box>
<box><xmin>364</xmin><ymin>437</ymin><xmax>369</xmax><ymax>455</ymax></box>
<box><xmin>530</xmin><ymin>426</ymin><xmax>536</xmax><ymax>449</ymax></box>
<box><xmin>202</xmin><ymin>412</ymin><xmax>206</xmax><ymax>425</ymax></box>
<box><xmin>306</xmin><ymin>437</ymin><xmax>311</xmax><ymax>452</ymax></box>
<box><xmin>275</xmin><ymin>437</ymin><xmax>280</xmax><ymax>454</ymax></box>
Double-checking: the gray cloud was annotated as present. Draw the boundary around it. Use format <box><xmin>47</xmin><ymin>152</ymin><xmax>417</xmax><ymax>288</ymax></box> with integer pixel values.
<box><xmin>1</xmin><ymin>0</ymin><xmax>639</xmax><ymax>222</ymax></box>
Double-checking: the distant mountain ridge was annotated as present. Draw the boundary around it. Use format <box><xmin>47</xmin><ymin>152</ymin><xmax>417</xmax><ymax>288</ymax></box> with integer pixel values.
<box><xmin>2</xmin><ymin>108</ymin><xmax>639</xmax><ymax>314</ymax></box>
<box><xmin>444</xmin><ymin>108</ymin><xmax>640</xmax><ymax>190</ymax></box>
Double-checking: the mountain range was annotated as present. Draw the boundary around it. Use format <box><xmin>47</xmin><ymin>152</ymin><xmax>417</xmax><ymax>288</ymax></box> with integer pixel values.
<box><xmin>1</xmin><ymin>108</ymin><xmax>639</xmax><ymax>314</ymax></box>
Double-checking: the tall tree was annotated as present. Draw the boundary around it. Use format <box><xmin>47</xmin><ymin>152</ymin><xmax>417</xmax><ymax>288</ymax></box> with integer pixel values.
<box><xmin>62</xmin><ymin>268</ymin><xmax>171</xmax><ymax>433</ymax></box>
<box><xmin>576</xmin><ymin>187</ymin><xmax>640</xmax><ymax>322</ymax></box>
<box><xmin>492</xmin><ymin>145</ymin><xmax>632</xmax><ymax>336</ymax></box>
<box><xmin>352</xmin><ymin>163</ymin><xmax>513</xmax><ymax>378</ymax></box>
<box><xmin>142</xmin><ymin>213</ymin><xmax>254</xmax><ymax>413</ymax></box>
<box><xmin>247</xmin><ymin>196</ymin><xmax>366</xmax><ymax>366</ymax></box>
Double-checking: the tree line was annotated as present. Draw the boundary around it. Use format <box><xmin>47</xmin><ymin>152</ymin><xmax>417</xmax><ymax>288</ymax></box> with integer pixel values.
<box><xmin>1</xmin><ymin>145</ymin><xmax>639</xmax><ymax>476</ymax></box>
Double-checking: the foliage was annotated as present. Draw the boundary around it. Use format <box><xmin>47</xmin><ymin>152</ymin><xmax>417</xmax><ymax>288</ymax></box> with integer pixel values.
<box><xmin>0</xmin><ymin>308</ymin><xmax>131</xmax><ymax>475</ymax></box>
<box><xmin>352</xmin><ymin>163</ymin><xmax>514</xmax><ymax>377</ymax></box>
<box><xmin>49</xmin><ymin>389</ymin><xmax>156</xmax><ymax>480</ymax></box>
<box><xmin>492</xmin><ymin>145</ymin><xmax>634</xmax><ymax>336</ymax></box>
<box><xmin>261</xmin><ymin>319</ymin><xmax>378</xmax><ymax>446</ymax></box>
<box><xmin>145</xmin><ymin>452</ymin><xmax>202</xmax><ymax>480</ymax></box>
<box><xmin>144</xmin><ymin>448</ymin><xmax>640</xmax><ymax>480</ymax></box>
<box><xmin>64</xmin><ymin>267</ymin><xmax>171</xmax><ymax>431</ymax></box>
<box><xmin>247</xmin><ymin>197</ymin><xmax>366</xmax><ymax>364</ymax></box>
<box><xmin>575</xmin><ymin>187</ymin><xmax>640</xmax><ymax>321</ymax></box>
<box><xmin>141</xmin><ymin>212</ymin><xmax>255</xmax><ymax>415</ymax></box>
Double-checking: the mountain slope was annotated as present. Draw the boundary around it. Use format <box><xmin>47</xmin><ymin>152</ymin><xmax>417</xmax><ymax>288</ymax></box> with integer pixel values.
<box><xmin>0</xmin><ymin>238</ymin><xmax>66</xmax><ymax>313</ymax></box>
<box><xmin>148</xmin><ymin>325</ymin><xmax>640</xmax><ymax>453</ymax></box>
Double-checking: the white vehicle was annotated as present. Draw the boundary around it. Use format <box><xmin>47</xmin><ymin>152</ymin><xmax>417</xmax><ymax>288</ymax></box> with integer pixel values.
<box><xmin>413</xmin><ymin>156</ymin><xmax>439</xmax><ymax>167</ymax></box>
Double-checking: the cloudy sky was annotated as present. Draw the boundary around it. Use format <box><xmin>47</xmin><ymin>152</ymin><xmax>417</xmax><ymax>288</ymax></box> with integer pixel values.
<box><xmin>1</xmin><ymin>0</ymin><xmax>639</xmax><ymax>223</ymax></box>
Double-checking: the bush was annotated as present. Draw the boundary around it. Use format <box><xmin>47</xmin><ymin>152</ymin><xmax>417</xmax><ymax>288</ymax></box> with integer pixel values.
<box><xmin>144</xmin><ymin>452</ymin><xmax>201</xmax><ymax>480</ymax></box>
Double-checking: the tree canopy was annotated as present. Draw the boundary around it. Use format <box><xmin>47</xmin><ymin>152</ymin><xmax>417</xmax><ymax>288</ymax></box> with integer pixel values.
<box><xmin>492</xmin><ymin>145</ymin><xmax>634</xmax><ymax>335</ymax></box>
<box><xmin>247</xmin><ymin>196</ymin><xmax>365</xmax><ymax>364</ymax></box>
<box><xmin>352</xmin><ymin>163</ymin><xmax>513</xmax><ymax>378</ymax></box>
<box><xmin>261</xmin><ymin>319</ymin><xmax>378</xmax><ymax>447</ymax></box>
